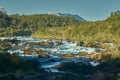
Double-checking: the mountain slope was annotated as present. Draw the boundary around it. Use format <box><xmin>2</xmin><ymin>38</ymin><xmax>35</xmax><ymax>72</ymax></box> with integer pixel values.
<box><xmin>48</xmin><ymin>12</ymin><xmax>86</xmax><ymax>21</ymax></box>
<box><xmin>59</xmin><ymin>13</ymin><xmax>86</xmax><ymax>21</ymax></box>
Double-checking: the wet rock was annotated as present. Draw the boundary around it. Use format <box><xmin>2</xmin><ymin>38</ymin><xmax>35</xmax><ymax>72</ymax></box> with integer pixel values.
<box><xmin>24</xmin><ymin>49</ymin><xmax>32</xmax><ymax>55</ymax></box>
<box><xmin>38</xmin><ymin>41</ymin><xmax>54</xmax><ymax>46</ymax></box>
<box><xmin>54</xmin><ymin>62</ymin><xmax>75</xmax><ymax>69</ymax></box>
<box><xmin>60</xmin><ymin>53</ymin><xmax>74</xmax><ymax>59</ymax></box>
<box><xmin>38</xmin><ymin>51</ymin><xmax>49</xmax><ymax>58</ymax></box>
<box><xmin>32</xmin><ymin>51</ymin><xmax>38</xmax><ymax>55</ymax></box>
<box><xmin>78</xmin><ymin>52</ymin><xmax>88</xmax><ymax>58</ymax></box>
<box><xmin>24</xmin><ymin>49</ymin><xmax>37</xmax><ymax>55</ymax></box>
<box><xmin>24</xmin><ymin>44</ymin><xmax>30</xmax><ymax>50</ymax></box>
<box><xmin>27</xmin><ymin>42</ymin><xmax>36</xmax><ymax>46</ymax></box>
<box><xmin>56</xmin><ymin>41</ymin><xmax>63</xmax><ymax>46</ymax></box>
<box><xmin>35</xmin><ymin>48</ymin><xmax>43</xmax><ymax>52</ymax></box>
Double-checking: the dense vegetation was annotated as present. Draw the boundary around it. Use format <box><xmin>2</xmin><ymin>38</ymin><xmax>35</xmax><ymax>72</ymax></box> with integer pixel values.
<box><xmin>0</xmin><ymin>11</ymin><xmax>12</xmax><ymax>27</ymax></box>
<box><xmin>32</xmin><ymin>11</ymin><xmax>120</xmax><ymax>42</ymax></box>
<box><xmin>0</xmin><ymin>10</ymin><xmax>120</xmax><ymax>40</ymax></box>
<box><xmin>0</xmin><ymin>11</ymin><xmax>81</xmax><ymax>36</ymax></box>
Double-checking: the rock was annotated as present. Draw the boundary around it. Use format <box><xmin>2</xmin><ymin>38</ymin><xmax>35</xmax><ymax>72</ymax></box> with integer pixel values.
<box><xmin>38</xmin><ymin>51</ymin><xmax>49</xmax><ymax>58</ymax></box>
<box><xmin>54</xmin><ymin>62</ymin><xmax>75</xmax><ymax>69</ymax></box>
<box><xmin>35</xmin><ymin>48</ymin><xmax>43</xmax><ymax>52</ymax></box>
<box><xmin>24</xmin><ymin>49</ymin><xmax>32</xmax><ymax>55</ymax></box>
<box><xmin>32</xmin><ymin>51</ymin><xmax>37</xmax><ymax>55</ymax></box>
<box><xmin>86</xmin><ymin>53</ymin><xmax>99</xmax><ymax>60</ymax></box>
<box><xmin>24</xmin><ymin>44</ymin><xmax>30</xmax><ymax>50</ymax></box>
<box><xmin>24</xmin><ymin>49</ymin><xmax>37</xmax><ymax>55</ymax></box>
<box><xmin>77</xmin><ymin>41</ymin><xmax>84</xmax><ymax>46</ymax></box>
<box><xmin>38</xmin><ymin>41</ymin><xmax>54</xmax><ymax>46</ymax></box>
<box><xmin>27</xmin><ymin>42</ymin><xmax>36</xmax><ymax>46</ymax></box>
<box><xmin>56</xmin><ymin>41</ymin><xmax>62</xmax><ymax>46</ymax></box>
<box><xmin>78</xmin><ymin>52</ymin><xmax>88</xmax><ymax>58</ymax></box>
<box><xmin>60</xmin><ymin>53</ymin><xmax>74</xmax><ymax>59</ymax></box>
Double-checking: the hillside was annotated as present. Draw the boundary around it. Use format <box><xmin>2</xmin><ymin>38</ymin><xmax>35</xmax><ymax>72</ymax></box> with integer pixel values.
<box><xmin>0</xmin><ymin>11</ymin><xmax>82</xmax><ymax>36</ymax></box>
<box><xmin>0</xmin><ymin>10</ymin><xmax>120</xmax><ymax>41</ymax></box>
<box><xmin>47</xmin><ymin>12</ymin><xmax>86</xmax><ymax>21</ymax></box>
<box><xmin>33</xmin><ymin>11</ymin><xmax>120</xmax><ymax>42</ymax></box>
<box><xmin>0</xmin><ymin>10</ymin><xmax>120</xmax><ymax>40</ymax></box>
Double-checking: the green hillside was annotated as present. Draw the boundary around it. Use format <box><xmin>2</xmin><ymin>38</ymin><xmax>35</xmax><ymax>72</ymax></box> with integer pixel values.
<box><xmin>32</xmin><ymin>11</ymin><xmax>120</xmax><ymax>42</ymax></box>
<box><xmin>0</xmin><ymin>11</ymin><xmax>81</xmax><ymax>36</ymax></box>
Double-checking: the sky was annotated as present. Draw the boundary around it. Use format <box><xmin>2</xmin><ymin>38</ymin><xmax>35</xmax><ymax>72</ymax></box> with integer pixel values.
<box><xmin>0</xmin><ymin>0</ymin><xmax>120</xmax><ymax>21</ymax></box>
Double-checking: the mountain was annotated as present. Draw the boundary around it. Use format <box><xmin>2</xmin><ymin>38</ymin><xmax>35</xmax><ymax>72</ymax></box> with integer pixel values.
<box><xmin>59</xmin><ymin>13</ymin><xmax>86</xmax><ymax>21</ymax></box>
<box><xmin>0</xmin><ymin>6</ymin><xmax>6</xmax><ymax>13</ymax></box>
<box><xmin>47</xmin><ymin>12</ymin><xmax>86</xmax><ymax>21</ymax></box>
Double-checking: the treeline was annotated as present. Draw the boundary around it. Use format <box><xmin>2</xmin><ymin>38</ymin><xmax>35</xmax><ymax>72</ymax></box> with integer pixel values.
<box><xmin>0</xmin><ymin>11</ymin><xmax>12</xmax><ymax>27</ymax></box>
<box><xmin>105</xmin><ymin>10</ymin><xmax>120</xmax><ymax>36</ymax></box>
<box><xmin>11</xmin><ymin>14</ymin><xmax>81</xmax><ymax>28</ymax></box>
<box><xmin>0</xmin><ymin>11</ymin><xmax>81</xmax><ymax>28</ymax></box>
<box><xmin>0</xmin><ymin>11</ymin><xmax>82</xmax><ymax>36</ymax></box>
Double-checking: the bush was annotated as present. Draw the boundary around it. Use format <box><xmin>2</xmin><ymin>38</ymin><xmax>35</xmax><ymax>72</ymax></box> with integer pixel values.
<box><xmin>0</xmin><ymin>52</ymin><xmax>39</xmax><ymax>74</ymax></box>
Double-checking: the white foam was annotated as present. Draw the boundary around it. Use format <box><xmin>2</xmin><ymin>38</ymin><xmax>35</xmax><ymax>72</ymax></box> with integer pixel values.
<box><xmin>90</xmin><ymin>61</ymin><xmax>100</xmax><ymax>67</ymax></box>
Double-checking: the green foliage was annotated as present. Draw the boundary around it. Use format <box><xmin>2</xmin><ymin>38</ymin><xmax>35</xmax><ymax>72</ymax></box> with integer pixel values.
<box><xmin>0</xmin><ymin>12</ymin><xmax>82</xmax><ymax>36</ymax></box>
<box><xmin>0</xmin><ymin>39</ymin><xmax>11</xmax><ymax>51</ymax></box>
<box><xmin>0</xmin><ymin>11</ymin><xmax>12</xmax><ymax>27</ymax></box>
<box><xmin>0</xmin><ymin>52</ymin><xmax>39</xmax><ymax>74</ymax></box>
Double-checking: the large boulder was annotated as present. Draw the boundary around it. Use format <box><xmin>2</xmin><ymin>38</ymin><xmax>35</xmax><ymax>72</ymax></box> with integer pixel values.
<box><xmin>24</xmin><ymin>49</ymin><xmax>32</xmax><ymax>55</ymax></box>
<box><xmin>38</xmin><ymin>51</ymin><xmax>49</xmax><ymax>58</ymax></box>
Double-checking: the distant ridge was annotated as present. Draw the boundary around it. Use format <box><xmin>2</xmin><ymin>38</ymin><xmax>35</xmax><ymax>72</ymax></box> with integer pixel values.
<box><xmin>47</xmin><ymin>12</ymin><xmax>86</xmax><ymax>21</ymax></box>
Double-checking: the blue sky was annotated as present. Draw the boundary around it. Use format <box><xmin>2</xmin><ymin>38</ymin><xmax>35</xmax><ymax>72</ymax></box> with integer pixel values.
<box><xmin>0</xmin><ymin>0</ymin><xmax>120</xmax><ymax>21</ymax></box>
